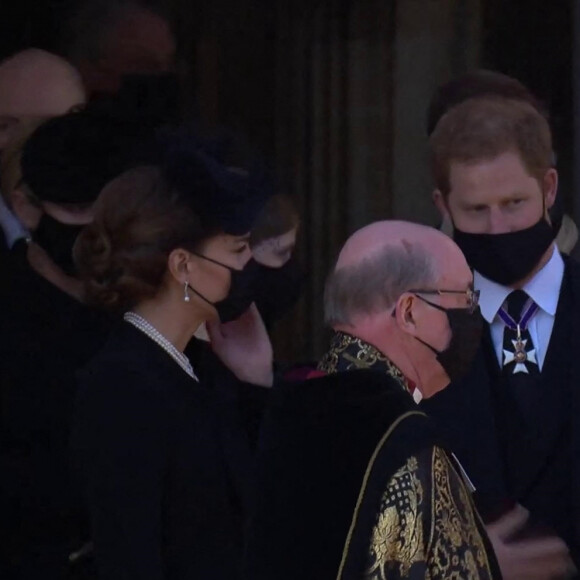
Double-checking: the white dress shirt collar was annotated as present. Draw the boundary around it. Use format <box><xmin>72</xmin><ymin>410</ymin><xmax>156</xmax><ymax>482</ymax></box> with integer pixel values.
<box><xmin>474</xmin><ymin>245</ymin><xmax>565</xmax><ymax>324</ymax></box>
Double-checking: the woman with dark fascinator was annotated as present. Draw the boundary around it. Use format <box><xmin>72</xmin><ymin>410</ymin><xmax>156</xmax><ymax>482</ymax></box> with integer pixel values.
<box><xmin>72</xmin><ymin>137</ymin><xmax>274</xmax><ymax>579</ymax></box>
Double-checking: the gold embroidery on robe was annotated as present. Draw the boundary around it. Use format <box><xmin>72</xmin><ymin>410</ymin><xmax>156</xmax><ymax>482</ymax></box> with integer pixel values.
<box><xmin>318</xmin><ymin>332</ymin><xmax>412</xmax><ymax>393</ymax></box>
<box><xmin>319</xmin><ymin>332</ymin><xmax>496</xmax><ymax>579</ymax></box>
<box><xmin>429</xmin><ymin>448</ymin><xmax>493</xmax><ymax>579</ymax></box>
<box><xmin>366</xmin><ymin>456</ymin><xmax>426</xmax><ymax>579</ymax></box>
<box><xmin>365</xmin><ymin>448</ymin><xmax>495</xmax><ymax>580</ymax></box>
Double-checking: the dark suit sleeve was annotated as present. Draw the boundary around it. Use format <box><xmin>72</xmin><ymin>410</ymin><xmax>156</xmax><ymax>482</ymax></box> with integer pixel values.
<box><xmin>73</xmin><ymin>369</ymin><xmax>169</xmax><ymax>580</ymax></box>
<box><xmin>195</xmin><ymin>341</ymin><xmax>271</xmax><ymax>449</ymax></box>
<box><xmin>234</xmin><ymin>379</ymin><xmax>270</xmax><ymax>444</ymax></box>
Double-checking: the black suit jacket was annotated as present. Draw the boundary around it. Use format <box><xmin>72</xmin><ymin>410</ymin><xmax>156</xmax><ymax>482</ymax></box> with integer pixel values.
<box><xmin>0</xmin><ymin>246</ymin><xmax>111</xmax><ymax>577</ymax></box>
<box><xmin>73</xmin><ymin>322</ymin><xmax>266</xmax><ymax>580</ymax></box>
<box><xmin>421</xmin><ymin>255</ymin><xmax>580</xmax><ymax>563</ymax></box>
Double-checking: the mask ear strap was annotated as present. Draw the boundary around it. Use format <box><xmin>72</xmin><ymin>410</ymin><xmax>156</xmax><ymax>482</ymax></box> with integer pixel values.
<box><xmin>392</xmin><ymin>293</ymin><xmax>446</xmax><ymax>318</ymax></box>
<box><xmin>541</xmin><ymin>187</ymin><xmax>547</xmax><ymax>216</ymax></box>
<box><xmin>411</xmin><ymin>294</ymin><xmax>446</xmax><ymax>355</ymax></box>
<box><xmin>191</xmin><ymin>251</ymin><xmax>234</xmax><ymax>272</ymax></box>
<box><xmin>414</xmin><ymin>293</ymin><xmax>446</xmax><ymax>313</ymax></box>
<box><xmin>184</xmin><ymin>282</ymin><xmax>215</xmax><ymax>309</ymax></box>
<box><xmin>541</xmin><ymin>174</ymin><xmax>554</xmax><ymax>218</ymax></box>
<box><xmin>415</xmin><ymin>335</ymin><xmax>441</xmax><ymax>356</ymax></box>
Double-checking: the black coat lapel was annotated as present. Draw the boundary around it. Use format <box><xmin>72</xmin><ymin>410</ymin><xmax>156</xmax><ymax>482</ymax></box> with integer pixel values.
<box><xmin>420</xmin><ymin>331</ymin><xmax>507</xmax><ymax>515</ymax></box>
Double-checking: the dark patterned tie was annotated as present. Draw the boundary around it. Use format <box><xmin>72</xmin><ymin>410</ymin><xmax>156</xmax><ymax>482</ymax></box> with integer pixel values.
<box><xmin>501</xmin><ymin>290</ymin><xmax>540</xmax><ymax>376</ymax></box>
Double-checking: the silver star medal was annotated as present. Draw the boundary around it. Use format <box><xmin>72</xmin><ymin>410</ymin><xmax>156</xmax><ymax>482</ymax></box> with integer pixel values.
<box><xmin>503</xmin><ymin>335</ymin><xmax>537</xmax><ymax>374</ymax></box>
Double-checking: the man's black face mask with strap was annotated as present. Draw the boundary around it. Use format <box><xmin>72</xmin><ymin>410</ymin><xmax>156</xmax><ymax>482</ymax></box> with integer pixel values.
<box><xmin>390</xmin><ymin>286</ymin><xmax>483</xmax><ymax>385</ymax></box>
<box><xmin>452</xmin><ymin>200</ymin><xmax>556</xmax><ymax>287</ymax></box>
<box><xmin>411</xmin><ymin>293</ymin><xmax>483</xmax><ymax>384</ymax></box>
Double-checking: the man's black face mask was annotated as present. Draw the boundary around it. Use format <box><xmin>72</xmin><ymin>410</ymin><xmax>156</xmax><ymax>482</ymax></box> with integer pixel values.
<box><xmin>412</xmin><ymin>295</ymin><xmax>483</xmax><ymax>384</ymax></box>
<box><xmin>453</xmin><ymin>216</ymin><xmax>556</xmax><ymax>286</ymax></box>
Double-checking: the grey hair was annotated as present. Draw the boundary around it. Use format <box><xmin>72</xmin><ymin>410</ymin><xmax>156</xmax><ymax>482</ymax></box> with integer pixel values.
<box><xmin>324</xmin><ymin>240</ymin><xmax>437</xmax><ymax>326</ymax></box>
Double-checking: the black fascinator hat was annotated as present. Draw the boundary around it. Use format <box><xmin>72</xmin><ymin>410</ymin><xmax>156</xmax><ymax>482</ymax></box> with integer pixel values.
<box><xmin>159</xmin><ymin>128</ymin><xmax>275</xmax><ymax>236</ymax></box>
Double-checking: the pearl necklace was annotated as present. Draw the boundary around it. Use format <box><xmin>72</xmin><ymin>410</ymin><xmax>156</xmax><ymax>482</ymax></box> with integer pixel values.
<box><xmin>124</xmin><ymin>312</ymin><xmax>198</xmax><ymax>381</ymax></box>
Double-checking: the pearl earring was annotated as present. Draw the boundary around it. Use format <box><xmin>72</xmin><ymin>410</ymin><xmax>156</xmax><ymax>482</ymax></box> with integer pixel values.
<box><xmin>184</xmin><ymin>282</ymin><xmax>191</xmax><ymax>302</ymax></box>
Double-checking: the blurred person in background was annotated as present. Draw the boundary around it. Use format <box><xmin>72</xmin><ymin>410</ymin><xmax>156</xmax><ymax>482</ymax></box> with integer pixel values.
<box><xmin>249</xmin><ymin>193</ymin><xmax>304</xmax><ymax>327</ymax></box>
<box><xmin>0</xmin><ymin>107</ymin><xmax>157</xmax><ymax>579</ymax></box>
<box><xmin>64</xmin><ymin>0</ymin><xmax>177</xmax><ymax>98</ymax></box>
<box><xmin>0</xmin><ymin>48</ymin><xmax>86</xmax><ymax>254</ymax></box>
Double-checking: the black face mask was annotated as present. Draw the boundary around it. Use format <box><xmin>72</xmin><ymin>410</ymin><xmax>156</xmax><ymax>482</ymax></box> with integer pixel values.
<box><xmin>453</xmin><ymin>216</ymin><xmax>556</xmax><ymax>286</ymax></box>
<box><xmin>253</xmin><ymin>257</ymin><xmax>305</xmax><ymax>324</ymax></box>
<box><xmin>414</xmin><ymin>295</ymin><xmax>483</xmax><ymax>384</ymax></box>
<box><xmin>187</xmin><ymin>256</ymin><xmax>261</xmax><ymax>323</ymax></box>
<box><xmin>117</xmin><ymin>73</ymin><xmax>181</xmax><ymax>126</ymax></box>
<box><xmin>34</xmin><ymin>214</ymin><xmax>84</xmax><ymax>275</ymax></box>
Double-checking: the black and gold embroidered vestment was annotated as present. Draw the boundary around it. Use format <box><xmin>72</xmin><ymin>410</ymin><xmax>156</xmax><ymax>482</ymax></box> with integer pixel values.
<box><xmin>243</xmin><ymin>332</ymin><xmax>501</xmax><ymax>580</ymax></box>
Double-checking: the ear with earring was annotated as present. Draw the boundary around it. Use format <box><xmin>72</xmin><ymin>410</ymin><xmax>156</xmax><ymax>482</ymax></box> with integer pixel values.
<box><xmin>183</xmin><ymin>281</ymin><xmax>191</xmax><ymax>302</ymax></box>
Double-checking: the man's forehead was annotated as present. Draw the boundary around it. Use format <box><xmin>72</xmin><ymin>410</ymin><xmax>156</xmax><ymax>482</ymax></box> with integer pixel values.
<box><xmin>448</xmin><ymin>151</ymin><xmax>536</xmax><ymax>190</ymax></box>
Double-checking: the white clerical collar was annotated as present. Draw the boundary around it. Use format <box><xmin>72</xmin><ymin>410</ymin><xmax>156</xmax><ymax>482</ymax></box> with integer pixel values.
<box><xmin>474</xmin><ymin>244</ymin><xmax>564</xmax><ymax>324</ymax></box>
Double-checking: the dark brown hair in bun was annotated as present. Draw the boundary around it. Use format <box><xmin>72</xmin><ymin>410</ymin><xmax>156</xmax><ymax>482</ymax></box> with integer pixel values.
<box><xmin>74</xmin><ymin>166</ymin><xmax>214</xmax><ymax>312</ymax></box>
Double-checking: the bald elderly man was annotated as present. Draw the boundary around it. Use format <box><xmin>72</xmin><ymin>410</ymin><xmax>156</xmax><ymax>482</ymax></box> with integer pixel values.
<box><xmin>244</xmin><ymin>221</ymin><xmax>501</xmax><ymax>579</ymax></box>
<box><xmin>0</xmin><ymin>49</ymin><xmax>85</xmax><ymax>250</ymax></box>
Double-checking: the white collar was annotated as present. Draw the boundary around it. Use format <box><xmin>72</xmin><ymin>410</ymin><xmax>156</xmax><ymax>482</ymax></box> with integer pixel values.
<box><xmin>474</xmin><ymin>244</ymin><xmax>564</xmax><ymax>324</ymax></box>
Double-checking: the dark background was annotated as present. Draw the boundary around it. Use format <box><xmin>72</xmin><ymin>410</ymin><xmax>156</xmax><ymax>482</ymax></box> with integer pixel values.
<box><xmin>1</xmin><ymin>0</ymin><xmax>572</xmax><ymax>200</ymax></box>
<box><xmin>0</xmin><ymin>0</ymin><xmax>574</xmax><ymax>359</ymax></box>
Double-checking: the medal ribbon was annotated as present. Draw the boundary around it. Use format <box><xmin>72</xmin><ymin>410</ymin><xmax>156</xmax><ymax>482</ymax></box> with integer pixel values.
<box><xmin>497</xmin><ymin>298</ymin><xmax>539</xmax><ymax>334</ymax></box>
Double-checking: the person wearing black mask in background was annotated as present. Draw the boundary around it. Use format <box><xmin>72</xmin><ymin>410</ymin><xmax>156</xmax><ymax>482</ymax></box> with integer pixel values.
<box><xmin>64</xmin><ymin>0</ymin><xmax>177</xmax><ymax>99</ymax></box>
<box><xmin>420</xmin><ymin>96</ymin><xmax>578</xmax><ymax>580</ymax></box>
<box><xmin>63</xmin><ymin>0</ymin><xmax>184</xmax><ymax>140</ymax></box>
<box><xmin>0</xmin><ymin>49</ymin><xmax>88</xmax><ymax>258</ymax></box>
<box><xmin>0</xmin><ymin>108</ymin><xmax>156</xmax><ymax>579</ymax></box>
<box><xmin>72</xmin><ymin>138</ymin><xmax>273</xmax><ymax>579</ymax></box>
<box><xmin>249</xmin><ymin>193</ymin><xmax>304</xmax><ymax>327</ymax></box>
<box><xmin>195</xmin><ymin>191</ymin><xmax>303</xmax><ymax>335</ymax></box>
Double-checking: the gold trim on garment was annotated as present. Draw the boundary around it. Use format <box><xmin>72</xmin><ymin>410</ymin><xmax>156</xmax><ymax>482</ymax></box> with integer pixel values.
<box><xmin>335</xmin><ymin>410</ymin><xmax>427</xmax><ymax>579</ymax></box>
